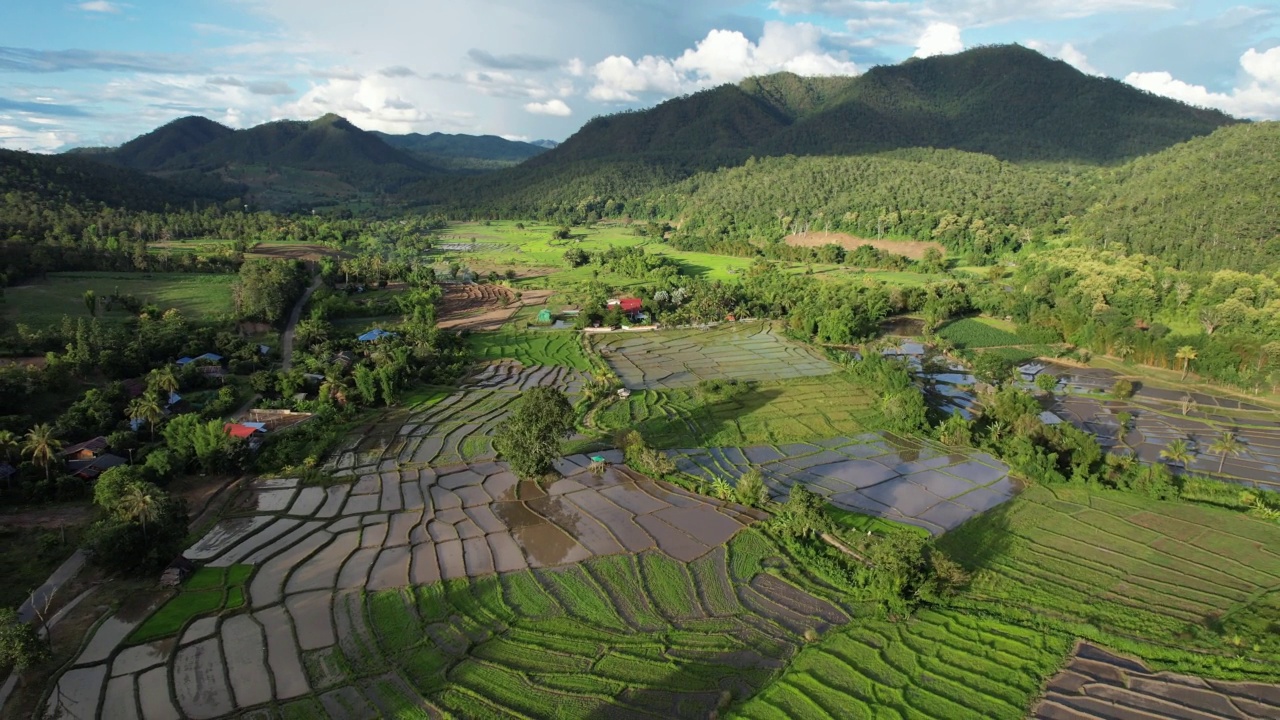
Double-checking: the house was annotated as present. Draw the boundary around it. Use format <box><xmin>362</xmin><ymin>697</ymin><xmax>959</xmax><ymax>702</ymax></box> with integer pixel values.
<box><xmin>607</xmin><ymin>297</ymin><xmax>644</xmax><ymax>318</ymax></box>
<box><xmin>247</xmin><ymin>408</ymin><xmax>314</xmax><ymax>431</ymax></box>
<box><xmin>536</xmin><ymin>309</ymin><xmax>554</xmax><ymax>324</ymax></box>
<box><xmin>258</xmin><ymin>344</ymin><xmax>271</xmax><ymax>356</ymax></box>
<box><xmin>196</xmin><ymin>365</ymin><xmax>226</xmax><ymax>381</ymax></box>
<box><xmin>60</xmin><ymin>436</ymin><xmax>108</xmax><ymax>461</ymax></box>
<box><xmin>224</xmin><ymin>422</ymin><xmax>266</xmax><ymax>450</ymax></box>
<box><xmin>177</xmin><ymin>352</ymin><xmax>223</xmax><ymax>367</ymax></box>
<box><xmin>69</xmin><ymin>453</ymin><xmax>127</xmax><ymax>481</ymax></box>
<box><xmin>357</xmin><ymin>328</ymin><xmax>396</xmax><ymax>343</ymax></box>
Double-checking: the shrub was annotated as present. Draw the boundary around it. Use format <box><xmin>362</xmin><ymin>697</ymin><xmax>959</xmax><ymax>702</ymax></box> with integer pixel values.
<box><xmin>735</xmin><ymin>469</ymin><xmax>768</xmax><ymax>508</ymax></box>
<box><xmin>1111</xmin><ymin>379</ymin><xmax>1135</xmax><ymax>399</ymax></box>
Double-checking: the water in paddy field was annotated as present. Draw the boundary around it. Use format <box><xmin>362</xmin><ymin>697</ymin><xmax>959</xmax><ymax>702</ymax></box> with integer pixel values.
<box><xmin>880</xmin><ymin>339</ymin><xmax>1280</xmax><ymax>490</ymax></box>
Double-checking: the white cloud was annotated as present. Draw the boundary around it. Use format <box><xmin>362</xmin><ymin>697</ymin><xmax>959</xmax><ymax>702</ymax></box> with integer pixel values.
<box><xmin>77</xmin><ymin>1</ymin><xmax>123</xmax><ymax>13</ymax></box>
<box><xmin>1027</xmin><ymin>41</ymin><xmax>1100</xmax><ymax>75</ymax></box>
<box><xmin>565</xmin><ymin>58</ymin><xmax>585</xmax><ymax>77</ymax></box>
<box><xmin>0</xmin><ymin>123</ymin><xmax>79</xmax><ymax>152</ymax></box>
<box><xmin>587</xmin><ymin>22</ymin><xmax>858</xmax><ymax>103</ymax></box>
<box><xmin>276</xmin><ymin>74</ymin><xmax>434</xmax><ymax>131</ymax></box>
<box><xmin>524</xmin><ymin>99</ymin><xmax>572</xmax><ymax>116</ymax></box>
<box><xmin>913</xmin><ymin>23</ymin><xmax>963</xmax><ymax>59</ymax></box>
<box><xmin>1125</xmin><ymin>46</ymin><xmax>1280</xmax><ymax>119</ymax></box>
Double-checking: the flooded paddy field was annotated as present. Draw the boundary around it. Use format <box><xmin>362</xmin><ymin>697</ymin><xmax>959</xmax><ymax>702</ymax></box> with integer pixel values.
<box><xmin>1034</xmin><ymin>643</ymin><xmax>1280</xmax><ymax>719</ymax></box>
<box><xmin>595</xmin><ymin>322</ymin><xmax>836</xmax><ymax>390</ymax></box>
<box><xmin>669</xmin><ymin>432</ymin><xmax>1018</xmax><ymax>535</ymax></box>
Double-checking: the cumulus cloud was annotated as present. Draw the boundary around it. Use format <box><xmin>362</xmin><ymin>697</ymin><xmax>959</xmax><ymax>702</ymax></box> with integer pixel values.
<box><xmin>0</xmin><ymin>121</ymin><xmax>79</xmax><ymax>152</ymax></box>
<box><xmin>913</xmin><ymin>23</ymin><xmax>963</xmax><ymax>59</ymax></box>
<box><xmin>587</xmin><ymin>22</ymin><xmax>858</xmax><ymax>103</ymax></box>
<box><xmin>1026</xmin><ymin>41</ymin><xmax>1100</xmax><ymax>75</ymax></box>
<box><xmin>524</xmin><ymin>99</ymin><xmax>572</xmax><ymax>116</ymax></box>
<box><xmin>275</xmin><ymin>74</ymin><xmax>445</xmax><ymax>132</ymax></box>
<box><xmin>1125</xmin><ymin>46</ymin><xmax>1280</xmax><ymax>119</ymax></box>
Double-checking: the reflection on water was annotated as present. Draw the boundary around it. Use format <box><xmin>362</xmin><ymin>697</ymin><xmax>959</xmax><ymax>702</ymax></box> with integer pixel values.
<box><xmin>493</xmin><ymin>492</ymin><xmax>585</xmax><ymax>567</ymax></box>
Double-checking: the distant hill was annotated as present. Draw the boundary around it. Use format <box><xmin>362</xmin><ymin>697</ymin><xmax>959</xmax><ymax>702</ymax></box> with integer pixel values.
<box><xmin>529</xmin><ymin>140</ymin><xmax>560</xmax><ymax>150</ymax></box>
<box><xmin>529</xmin><ymin>45</ymin><xmax>1237</xmax><ymax>170</ymax></box>
<box><xmin>373</xmin><ymin>131</ymin><xmax>547</xmax><ymax>161</ymax></box>
<box><xmin>77</xmin><ymin>114</ymin><xmax>438</xmax><ymax>208</ymax></box>
<box><xmin>1075</xmin><ymin>122</ymin><xmax>1280</xmax><ymax>272</ymax></box>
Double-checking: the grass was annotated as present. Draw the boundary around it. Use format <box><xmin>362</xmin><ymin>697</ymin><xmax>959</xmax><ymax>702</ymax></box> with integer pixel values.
<box><xmin>728</xmin><ymin>608</ymin><xmax>1073</xmax><ymax>719</ymax></box>
<box><xmin>128</xmin><ymin>564</ymin><xmax>252</xmax><ymax>643</ymax></box>
<box><xmin>2</xmin><ymin>271</ymin><xmax>236</xmax><ymax>328</ymax></box>
<box><xmin>827</xmin><ymin>507</ymin><xmax>932</xmax><ymax>538</ymax></box>
<box><xmin>0</xmin><ymin>524</ymin><xmax>85</xmax><ymax>610</ymax></box>
<box><xmin>466</xmin><ymin>328</ymin><xmax>591</xmax><ymax>371</ymax></box>
<box><xmin>938</xmin><ymin>483</ymin><xmax>1280</xmax><ymax>677</ymax></box>
<box><xmin>327</xmin><ymin>536</ymin><xmax>864</xmax><ymax>719</ymax></box>
<box><xmin>591</xmin><ymin>374</ymin><xmax>877</xmax><ymax>449</ymax></box>
<box><xmin>937</xmin><ymin>317</ymin><xmax>1023</xmax><ymax>349</ymax></box>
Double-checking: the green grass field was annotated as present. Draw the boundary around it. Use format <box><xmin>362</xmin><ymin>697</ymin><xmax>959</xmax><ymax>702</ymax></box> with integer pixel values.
<box><xmin>938</xmin><ymin>484</ymin><xmax>1280</xmax><ymax>677</ymax></box>
<box><xmin>730</xmin><ymin>608</ymin><xmax>1073</xmax><ymax>719</ymax></box>
<box><xmin>937</xmin><ymin>317</ymin><xmax>1023</xmax><ymax>348</ymax></box>
<box><xmin>128</xmin><ymin>564</ymin><xmax>252</xmax><ymax>643</ymax></box>
<box><xmin>466</xmin><ymin>329</ymin><xmax>592</xmax><ymax>371</ymax></box>
<box><xmin>3</xmin><ymin>271</ymin><xmax>236</xmax><ymax>328</ymax></box>
<box><xmin>592</xmin><ymin>375</ymin><xmax>877</xmax><ymax>448</ymax></box>
<box><xmin>326</xmin><ymin>534</ymin><xmax>842</xmax><ymax>718</ymax></box>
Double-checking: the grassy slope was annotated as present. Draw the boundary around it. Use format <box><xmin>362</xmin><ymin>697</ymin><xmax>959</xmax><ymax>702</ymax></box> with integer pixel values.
<box><xmin>938</xmin><ymin>483</ymin><xmax>1280</xmax><ymax>678</ymax></box>
<box><xmin>3</xmin><ymin>271</ymin><xmax>236</xmax><ymax>327</ymax></box>
<box><xmin>465</xmin><ymin>329</ymin><xmax>592</xmax><ymax>371</ymax></box>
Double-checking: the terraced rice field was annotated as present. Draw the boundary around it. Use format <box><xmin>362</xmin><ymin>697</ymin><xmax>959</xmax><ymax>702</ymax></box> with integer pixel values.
<box><xmin>593</xmin><ymin>375</ymin><xmax>876</xmax><ymax>449</ymax></box>
<box><xmin>327</xmin><ymin>362</ymin><xmax>587</xmax><ymax>473</ymax></box>
<box><xmin>467</xmin><ymin>329</ymin><xmax>593</xmax><ymax>371</ymax></box>
<box><xmin>939</xmin><ymin>484</ymin><xmax>1280</xmax><ymax>664</ymax></box>
<box><xmin>732</xmin><ymin>607</ymin><xmax>1073</xmax><ymax>719</ymax></box>
<box><xmin>1035</xmin><ymin>643</ymin><xmax>1280</xmax><ymax>719</ymax></box>
<box><xmin>670</xmin><ymin>433</ymin><xmax>1019</xmax><ymax>535</ymax></box>
<box><xmin>596</xmin><ymin>322</ymin><xmax>836</xmax><ymax>390</ymax></box>
<box><xmin>43</xmin><ymin>463</ymin><xmax>773</xmax><ymax>718</ymax></box>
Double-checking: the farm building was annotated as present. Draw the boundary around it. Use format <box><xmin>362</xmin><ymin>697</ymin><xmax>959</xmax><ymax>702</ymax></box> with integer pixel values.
<box><xmin>536</xmin><ymin>309</ymin><xmax>554</xmax><ymax>324</ymax></box>
<box><xmin>69</xmin><ymin>453</ymin><xmax>127</xmax><ymax>481</ymax></box>
<box><xmin>60</xmin><ymin>436</ymin><xmax>108</xmax><ymax>461</ymax></box>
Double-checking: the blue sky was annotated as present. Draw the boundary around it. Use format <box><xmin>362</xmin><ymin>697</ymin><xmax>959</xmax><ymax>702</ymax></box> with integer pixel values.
<box><xmin>1</xmin><ymin>0</ymin><xmax>1278</xmax><ymax>151</ymax></box>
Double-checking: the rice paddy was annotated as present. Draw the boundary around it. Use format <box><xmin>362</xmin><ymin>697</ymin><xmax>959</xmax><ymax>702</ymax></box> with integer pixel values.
<box><xmin>2</xmin><ymin>271</ymin><xmax>236</xmax><ymax>328</ymax></box>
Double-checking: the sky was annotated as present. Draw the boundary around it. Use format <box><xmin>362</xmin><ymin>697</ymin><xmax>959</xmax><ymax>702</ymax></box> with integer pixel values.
<box><xmin>1</xmin><ymin>0</ymin><xmax>1278</xmax><ymax>152</ymax></box>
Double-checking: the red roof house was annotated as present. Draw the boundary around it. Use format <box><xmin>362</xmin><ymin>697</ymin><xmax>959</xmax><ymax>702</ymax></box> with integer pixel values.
<box><xmin>223</xmin><ymin>423</ymin><xmax>260</xmax><ymax>439</ymax></box>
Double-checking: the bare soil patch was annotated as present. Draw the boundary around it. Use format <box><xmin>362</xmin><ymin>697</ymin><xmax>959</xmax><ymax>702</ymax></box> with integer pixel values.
<box><xmin>437</xmin><ymin>284</ymin><xmax>553</xmax><ymax>332</ymax></box>
<box><xmin>0</xmin><ymin>504</ymin><xmax>92</xmax><ymax>530</ymax></box>
<box><xmin>248</xmin><ymin>243</ymin><xmax>352</xmax><ymax>262</ymax></box>
<box><xmin>783</xmin><ymin>231</ymin><xmax>944</xmax><ymax>260</ymax></box>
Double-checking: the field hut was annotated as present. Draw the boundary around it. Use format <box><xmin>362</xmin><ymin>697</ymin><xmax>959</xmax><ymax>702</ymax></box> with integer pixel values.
<box><xmin>536</xmin><ymin>308</ymin><xmax>553</xmax><ymax>324</ymax></box>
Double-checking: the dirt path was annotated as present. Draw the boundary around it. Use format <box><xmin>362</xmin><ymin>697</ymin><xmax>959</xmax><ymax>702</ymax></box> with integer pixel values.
<box><xmin>281</xmin><ymin>275</ymin><xmax>323</xmax><ymax>372</ymax></box>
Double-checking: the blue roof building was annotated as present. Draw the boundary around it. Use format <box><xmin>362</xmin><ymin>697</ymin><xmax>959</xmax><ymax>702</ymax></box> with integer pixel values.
<box><xmin>358</xmin><ymin>328</ymin><xmax>397</xmax><ymax>343</ymax></box>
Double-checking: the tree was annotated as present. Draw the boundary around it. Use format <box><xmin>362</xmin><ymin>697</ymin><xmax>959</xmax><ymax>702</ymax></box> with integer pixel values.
<box><xmin>1159</xmin><ymin>438</ymin><xmax>1194</xmax><ymax>469</ymax></box>
<box><xmin>83</xmin><ymin>289</ymin><xmax>97</xmax><ymax>317</ymax></box>
<box><xmin>0</xmin><ymin>430</ymin><xmax>17</xmax><ymax>486</ymax></box>
<box><xmin>1112</xmin><ymin>339</ymin><xmax>1134</xmax><ymax>361</ymax></box>
<box><xmin>118</xmin><ymin>483</ymin><xmax>161</xmax><ymax>538</ymax></box>
<box><xmin>0</xmin><ymin>608</ymin><xmax>48</xmax><ymax>674</ymax></box>
<box><xmin>1176</xmin><ymin>345</ymin><xmax>1198</xmax><ymax>381</ymax></box>
<box><xmin>147</xmin><ymin>365</ymin><xmax>179</xmax><ymax>396</ymax></box>
<box><xmin>127</xmin><ymin>394</ymin><xmax>164</xmax><ymax>440</ymax></box>
<box><xmin>22</xmin><ymin>424</ymin><xmax>61</xmax><ymax>481</ymax></box>
<box><xmin>1209</xmin><ymin>431</ymin><xmax>1243</xmax><ymax>474</ymax></box>
<box><xmin>1034</xmin><ymin>373</ymin><xmax>1058</xmax><ymax>394</ymax></box>
<box><xmin>972</xmin><ymin>353</ymin><xmax>1016</xmax><ymax>386</ymax></box>
<box><xmin>492</xmin><ymin>387</ymin><xmax>575</xmax><ymax>479</ymax></box>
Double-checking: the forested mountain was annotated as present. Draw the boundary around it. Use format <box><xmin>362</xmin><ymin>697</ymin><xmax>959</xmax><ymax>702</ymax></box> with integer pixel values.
<box><xmin>1075</xmin><ymin>122</ymin><xmax>1280</xmax><ymax>272</ymax></box>
<box><xmin>107</xmin><ymin>116</ymin><xmax>236</xmax><ymax>171</ymax></box>
<box><xmin>373</xmin><ymin>131</ymin><xmax>548</xmax><ymax>170</ymax></box>
<box><xmin>527</xmin><ymin>45</ymin><xmax>1236</xmax><ymax>171</ymax></box>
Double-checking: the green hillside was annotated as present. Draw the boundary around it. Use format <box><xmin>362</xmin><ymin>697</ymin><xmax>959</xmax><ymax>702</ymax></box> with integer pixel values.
<box><xmin>1074</xmin><ymin>121</ymin><xmax>1280</xmax><ymax>271</ymax></box>
<box><xmin>374</xmin><ymin>131</ymin><xmax>548</xmax><ymax>170</ymax></box>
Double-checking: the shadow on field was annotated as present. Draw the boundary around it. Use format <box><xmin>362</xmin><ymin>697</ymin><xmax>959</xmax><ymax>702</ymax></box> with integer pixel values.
<box><xmin>582</xmin><ymin>652</ymin><xmax>776</xmax><ymax>720</ymax></box>
<box><xmin>933</xmin><ymin>494</ymin><xmax>1017</xmax><ymax>575</ymax></box>
<box><xmin>632</xmin><ymin>387</ymin><xmax>784</xmax><ymax>449</ymax></box>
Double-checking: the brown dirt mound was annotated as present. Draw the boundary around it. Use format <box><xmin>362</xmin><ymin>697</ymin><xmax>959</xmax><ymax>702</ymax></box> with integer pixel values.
<box><xmin>437</xmin><ymin>284</ymin><xmax>553</xmax><ymax>332</ymax></box>
<box><xmin>783</xmin><ymin>232</ymin><xmax>944</xmax><ymax>260</ymax></box>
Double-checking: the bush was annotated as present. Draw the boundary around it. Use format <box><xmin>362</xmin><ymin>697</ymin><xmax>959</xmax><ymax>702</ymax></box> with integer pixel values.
<box><xmin>1111</xmin><ymin>378</ymin><xmax>1135</xmax><ymax>399</ymax></box>
<box><xmin>735</xmin><ymin>469</ymin><xmax>768</xmax><ymax>508</ymax></box>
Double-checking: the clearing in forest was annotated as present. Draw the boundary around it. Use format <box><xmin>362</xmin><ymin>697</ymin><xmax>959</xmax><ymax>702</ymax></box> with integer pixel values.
<box><xmin>783</xmin><ymin>231</ymin><xmax>945</xmax><ymax>260</ymax></box>
<box><xmin>3</xmin><ymin>271</ymin><xmax>236</xmax><ymax>327</ymax></box>
<box><xmin>596</xmin><ymin>322</ymin><xmax>836</xmax><ymax>390</ymax></box>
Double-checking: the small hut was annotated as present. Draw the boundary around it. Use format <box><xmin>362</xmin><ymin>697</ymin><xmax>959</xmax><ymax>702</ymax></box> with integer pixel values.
<box><xmin>536</xmin><ymin>308</ymin><xmax>553</xmax><ymax>324</ymax></box>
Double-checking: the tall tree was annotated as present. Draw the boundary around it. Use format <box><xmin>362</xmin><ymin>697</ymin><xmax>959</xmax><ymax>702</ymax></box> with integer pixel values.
<box><xmin>127</xmin><ymin>395</ymin><xmax>165</xmax><ymax>440</ymax></box>
<box><xmin>492</xmin><ymin>387</ymin><xmax>575</xmax><ymax>479</ymax></box>
<box><xmin>118</xmin><ymin>483</ymin><xmax>160</xmax><ymax>539</ymax></box>
<box><xmin>1209</xmin><ymin>431</ymin><xmax>1244</xmax><ymax>474</ymax></box>
<box><xmin>22</xmin><ymin>424</ymin><xmax>61</xmax><ymax>481</ymax></box>
<box><xmin>1176</xmin><ymin>346</ymin><xmax>1198</xmax><ymax>381</ymax></box>
<box><xmin>1159</xmin><ymin>438</ymin><xmax>1194</xmax><ymax>469</ymax></box>
<box><xmin>147</xmin><ymin>366</ymin><xmax>179</xmax><ymax>396</ymax></box>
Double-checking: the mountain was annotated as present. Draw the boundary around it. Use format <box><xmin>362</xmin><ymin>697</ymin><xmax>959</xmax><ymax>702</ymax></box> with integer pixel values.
<box><xmin>373</xmin><ymin>131</ymin><xmax>547</xmax><ymax>161</ymax></box>
<box><xmin>528</xmin><ymin>45</ymin><xmax>1237</xmax><ymax>170</ymax></box>
<box><xmin>1075</xmin><ymin>122</ymin><xmax>1280</xmax><ymax>272</ymax></box>
<box><xmin>81</xmin><ymin>114</ymin><xmax>440</xmax><ymax>209</ymax></box>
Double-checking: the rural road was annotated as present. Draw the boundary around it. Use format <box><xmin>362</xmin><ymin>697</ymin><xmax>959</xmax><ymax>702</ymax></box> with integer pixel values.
<box><xmin>280</xmin><ymin>274</ymin><xmax>323</xmax><ymax>372</ymax></box>
<box><xmin>18</xmin><ymin>549</ymin><xmax>86</xmax><ymax>624</ymax></box>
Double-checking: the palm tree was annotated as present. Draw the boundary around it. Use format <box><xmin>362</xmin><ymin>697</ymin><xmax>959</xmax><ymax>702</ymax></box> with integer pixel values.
<box><xmin>22</xmin><ymin>424</ymin><xmax>61</xmax><ymax>481</ymax></box>
<box><xmin>118</xmin><ymin>484</ymin><xmax>160</xmax><ymax>538</ymax></box>
<box><xmin>319</xmin><ymin>375</ymin><xmax>351</xmax><ymax>407</ymax></box>
<box><xmin>147</xmin><ymin>365</ymin><xmax>179</xmax><ymax>396</ymax></box>
<box><xmin>1159</xmin><ymin>438</ymin><xmax>1195</xmax><ymax>470</ymax></box>
<box><xmin>127</xmin><ymin>395</ymin><xmax>165</xmax><ymax>440</ymax></box>
<box><xmin>1209</xmin><ymin>431</ymin><xmax>1244</xmax><ymax>474</ymax></box>
<box><xmin>1176</xmin><ymin>346</ymin><xmax>1198</xmax><ymax>381</ymax></box>
<box><xmin>1112</xmin><ymin>339</ymin><xmax>1134</xmax><ymax>361</ymax></box>
<box><xmin>0</xmin><ymin>430</ymin><xmax>17</xmax><ymax>489</ymax></box>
